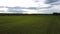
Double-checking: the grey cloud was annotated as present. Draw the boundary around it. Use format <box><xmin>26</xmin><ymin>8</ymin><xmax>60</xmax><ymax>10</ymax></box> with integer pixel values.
<box><xmin>45</xmin><ymin>0</ymin><xmax>58</xmax><ymax>4</ymax></box>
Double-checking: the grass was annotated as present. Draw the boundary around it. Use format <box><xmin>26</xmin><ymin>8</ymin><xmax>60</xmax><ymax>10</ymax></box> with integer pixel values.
<box><xmin>0</xmin><ymin>15</ymin><xmax>60</xmax><ymax>34</ymax></box>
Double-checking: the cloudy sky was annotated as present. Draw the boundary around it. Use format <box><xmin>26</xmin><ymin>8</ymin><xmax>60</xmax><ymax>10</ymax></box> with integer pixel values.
<box><xmin>0</xmin><ymin>0</ymin><xmax>58</xmax><ymax>7</ymax></box>
<box><xmin>0</xmin><ymin>0</ymin><xmax>60</xmax><ymax>14</ymax></box>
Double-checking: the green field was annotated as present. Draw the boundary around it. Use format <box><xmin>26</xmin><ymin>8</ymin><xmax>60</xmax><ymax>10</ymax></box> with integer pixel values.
<box><xmin>0</xmin><ymin>15</ymin><xmax>60</xmax><ymax>34</ymax></box>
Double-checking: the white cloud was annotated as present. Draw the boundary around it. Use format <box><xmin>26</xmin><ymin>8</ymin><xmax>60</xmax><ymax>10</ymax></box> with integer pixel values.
<box><xmin>0</xmin><ymin>0</ymin><xmax>60</xmax><ymax>14</ymax></box>
<box><xmin>0</xmin><ymin>0</ymin><xmax>51</xmax><ymax>7</ymax></box>
<box><xmin>0</xmin><ymin>0</ymin><xmax>37</xmax><ymax>7</ymax></box>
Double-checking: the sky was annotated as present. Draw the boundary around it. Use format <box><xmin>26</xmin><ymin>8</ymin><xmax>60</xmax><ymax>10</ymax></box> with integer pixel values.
<box><xmin>0</xmin><ymin>0</ymin><xmax>60</xmax><ymax>14</ymax></box>
<box><xmin>0</xmin><ymin>0</ymin><xmax>38</xmax><ymax>7</ymax></box>
<box><xmin>0</xmin><ymin>0</ymin><xmax>50</xmax><ymax>7</ymax></box>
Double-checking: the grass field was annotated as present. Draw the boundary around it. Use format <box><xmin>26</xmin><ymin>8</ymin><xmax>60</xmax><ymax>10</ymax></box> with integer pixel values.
<box><xmin>0</xmin><ymin>15</ymin><xmax>60</xmax><ymax>34</ymax></box>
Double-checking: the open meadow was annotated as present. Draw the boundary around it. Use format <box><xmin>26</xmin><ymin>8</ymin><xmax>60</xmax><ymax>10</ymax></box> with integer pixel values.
<box><xmin>0</xmin><ymin>15</ymin><xmax>60</xmax><ymax>34</ymax></box>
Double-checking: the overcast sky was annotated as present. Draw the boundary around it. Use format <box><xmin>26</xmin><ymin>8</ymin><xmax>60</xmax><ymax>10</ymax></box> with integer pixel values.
<box><xmin>0</xmin><ymin>0</ymin><xmax>60</xmax><ymax>14</ymax></box>
<box><xmin>0</xmin><ymin>0</ymin><xmax>50</xmax><ymax>7</ymax></box>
